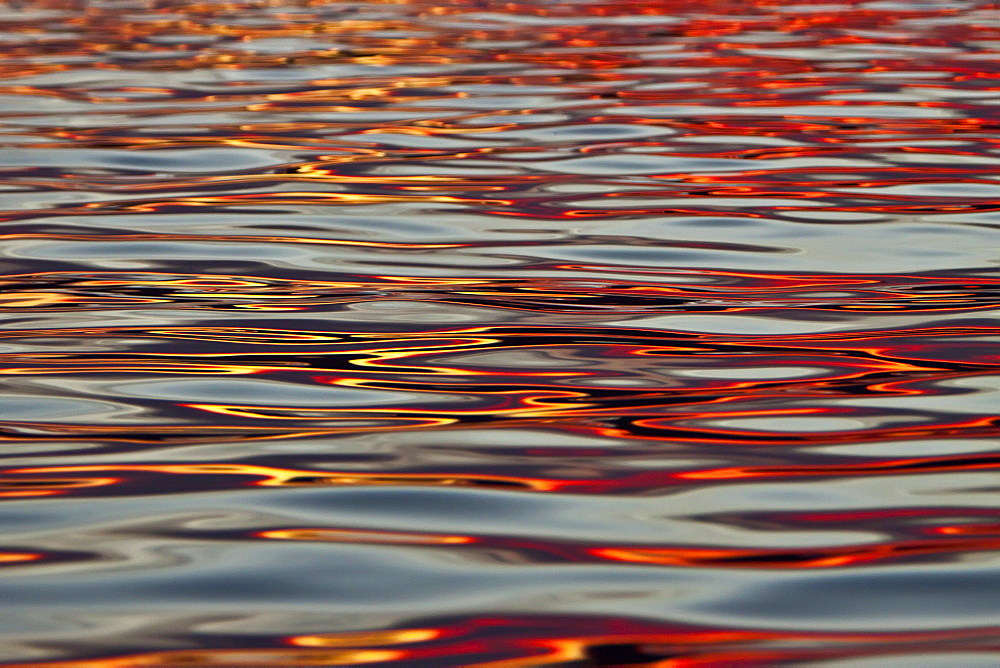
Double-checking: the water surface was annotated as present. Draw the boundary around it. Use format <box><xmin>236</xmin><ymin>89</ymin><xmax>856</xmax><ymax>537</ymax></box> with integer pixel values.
<box><xmin>0</xmin><ymin>0</ymin><xmax>998</xmax><ymax>665</ymax></box>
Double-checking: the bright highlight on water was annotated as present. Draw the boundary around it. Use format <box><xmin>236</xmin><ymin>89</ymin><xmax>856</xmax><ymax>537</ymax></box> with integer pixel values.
<box><xmin>0</xmin><ymin>0</ymin><xmax>998</xmax><ymax>664</ymax></box>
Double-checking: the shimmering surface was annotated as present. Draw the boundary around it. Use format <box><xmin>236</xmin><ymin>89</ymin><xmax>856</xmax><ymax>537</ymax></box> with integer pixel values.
<box><xmin>0</xmin><ymin>0</ymin><xmax>999</xmax><ymax>664</ymax></box>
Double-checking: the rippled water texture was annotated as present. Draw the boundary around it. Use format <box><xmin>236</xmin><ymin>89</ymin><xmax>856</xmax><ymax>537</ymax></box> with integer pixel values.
<box><xmin>1</xmin><ymin>0</ymin><xmax>999</xmax><ymax>664</ymax></box>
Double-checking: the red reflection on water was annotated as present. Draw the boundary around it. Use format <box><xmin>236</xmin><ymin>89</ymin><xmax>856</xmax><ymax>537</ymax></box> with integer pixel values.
<box><xmin>15</xmin><ymin>615</ymin><xmax>999</xmax><ymax>667</ymax></box>
<box><xmin>253</xmin><ymin>523</ymin><xmax>1000</xmax><ymax>570</ymax></box>
<box><xmin>1</xmin><ymin>0</ymin><xmax>999</xmax><ymax>664</ymax></box>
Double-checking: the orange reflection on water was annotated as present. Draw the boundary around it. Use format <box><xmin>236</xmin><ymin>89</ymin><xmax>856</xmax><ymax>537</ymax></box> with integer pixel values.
<box><xmin>17</xmin><ymin>617</ymin><xmax>998</xmax><ymax>668</ymax></box>
<box><xmin>2</xmin><ymin>0</ymin><xmax>999</xmax><ymax>664</ymax></box>
<box><xmin>18</xmin><ymin>648</ymin><xmax>405</xmax><ymax>667</ymax></box>
<box><xmin>0</xmin><ymin>553</ymin><xmax>42</xmax><ymax>564</ymax></box>
<box><xmin>288</xmin><ymin>629</ymin><xmax>443</xmax><ymax>648</ymax></box>
<box><xmin>253</xmin><ymin>523</ymin><xmax>999</xmax><ymax>571</ymax></box>
<box><xmin>592</xmin><ymin>534</ymin><xmax>1000</xmax><ymax>569</ymax></box>
<box><xmin>5</xmin><ymin>463</ymin><xmax>564</xmax><ymax>492</ymax></box>
<box><xmin>258</xmin><ymin>528</ymin><xmax>474</xmax><ymax>545</ymax></box>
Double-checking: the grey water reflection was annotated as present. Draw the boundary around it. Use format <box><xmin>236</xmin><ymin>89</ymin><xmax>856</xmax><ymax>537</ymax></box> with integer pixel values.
<box><xmin>0</xmin><ymin>0</ymin><xmax>998</xmax><ymax>665</ymax></box>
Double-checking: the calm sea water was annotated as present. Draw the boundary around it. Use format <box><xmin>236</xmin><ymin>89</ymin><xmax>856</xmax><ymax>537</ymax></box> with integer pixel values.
<box><xmin>0</xmin><ymin>0</ymin><xmax>998</xmax><ymax>665</ymax></box>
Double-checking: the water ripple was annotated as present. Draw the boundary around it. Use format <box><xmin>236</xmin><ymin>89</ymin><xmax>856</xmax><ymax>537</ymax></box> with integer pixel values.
<box><xmin>0</xmin><ymin>0</ymin><xmax>998</xmax><ymax>664</ymax></box>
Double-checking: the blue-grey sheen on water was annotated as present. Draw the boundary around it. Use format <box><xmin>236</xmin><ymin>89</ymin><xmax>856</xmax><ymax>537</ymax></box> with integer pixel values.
<box><xmin>0</xmin><ymin>0</ymin><xmax>998</xmax><ymax>665</ymax></box>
